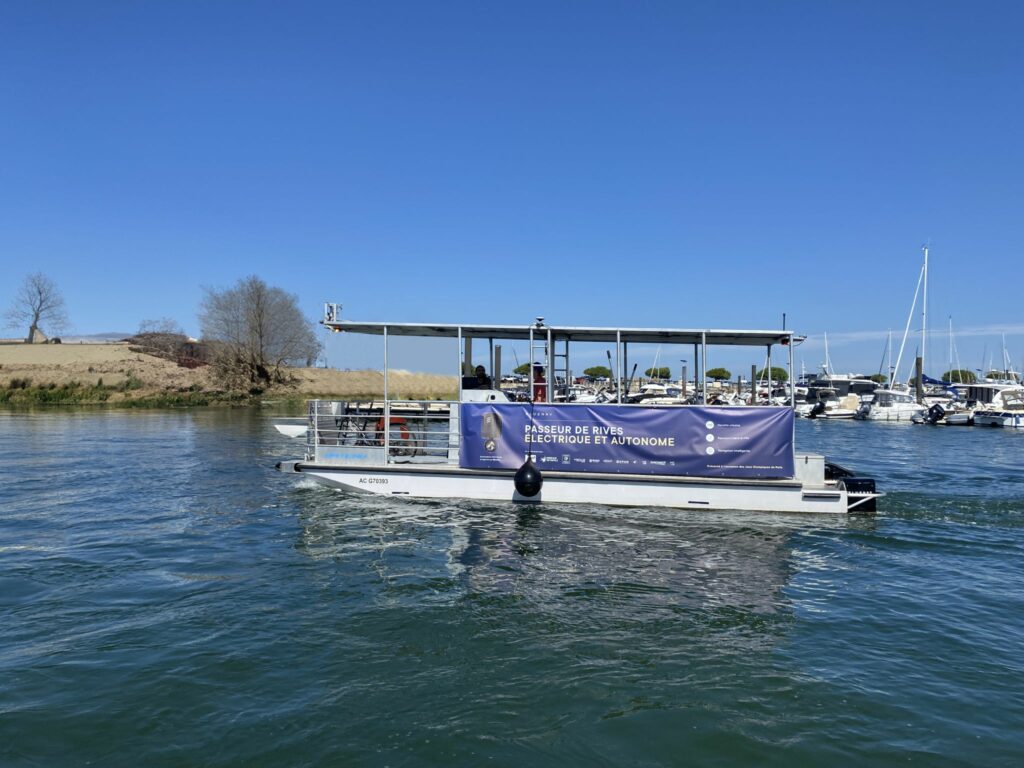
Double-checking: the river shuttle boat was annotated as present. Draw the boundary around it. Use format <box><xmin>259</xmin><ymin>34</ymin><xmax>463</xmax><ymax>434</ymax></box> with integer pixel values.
<box><xmin>275</xmin><ymin>309</ymin><xmax>881</xmax><ymax>514</ymax></box>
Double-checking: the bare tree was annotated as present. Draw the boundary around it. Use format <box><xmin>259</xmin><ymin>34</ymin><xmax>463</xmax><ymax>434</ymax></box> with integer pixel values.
<box><xmin>131</xmin><ymin>317</ymin><xmax>189</xmax><ymax>361</ymax></box>
<box><xmin>6</xmin><ymin>272</ymin><xmax>69</xmax><ymax>340</ymax></box>
<box><xmin>138</xmin><ymin>317</ymin><xmax>185</xmax><ymax>336</ymax></box>
<box><xmin>199</xmin><ymin>276</ymin><xmax>320</xmax><ymax>388</ymax></box>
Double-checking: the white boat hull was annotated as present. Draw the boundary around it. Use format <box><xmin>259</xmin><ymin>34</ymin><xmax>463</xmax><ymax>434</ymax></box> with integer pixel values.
<box><xmin>860</xmin><ymin>406</ymin><xmax>926</xmax><ymax>422</ymax></box>
<box><xmin>279</xmin><ymin>461</ymin><xmax>854</xmax><ymax>515</ymax></box>
<box><xmin>816</xmin><ymin>409</ymin><xmax>857</xmax><ymax>420</ymax></box>
<box><xmin>974</xmin><ymin>413</ymin><xmax>1024</xmax><ymax>428</ymax></box>
<box><xmin>942</xmin><ymin>412</ymin><xmax>973</xmax><ymax>426</ymax></box>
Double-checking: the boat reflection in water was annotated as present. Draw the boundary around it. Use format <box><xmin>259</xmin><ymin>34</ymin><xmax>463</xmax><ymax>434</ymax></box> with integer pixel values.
<box><xmin>291</xmin><ymin>484</ymin><xmax>857</xmax><ymax>631</ymax></box>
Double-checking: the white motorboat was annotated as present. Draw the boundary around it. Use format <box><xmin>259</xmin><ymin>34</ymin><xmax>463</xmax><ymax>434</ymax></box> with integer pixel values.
<box><xmin>276</xmin><ymin>310</ymin><xmax>881</xmax><ymax>514</ymax></box>
<box><xmin>854</xmin><ymin>389</ymin><xmax>927</xmax><ymax>422</ymax></box>
<box><xmin>973</xmin><ymin>386</ymin><xmax>1024</xmax><ymax>428</ymax></box>
<box><xmin>630</xmin><ymin>382</ymin><xmax>690</xmax><ymax>406</ymax></box>
<box><xmin>796</xmin><ymin>388</ymin><xmax>859</xmax><ymax>419</ymax></box>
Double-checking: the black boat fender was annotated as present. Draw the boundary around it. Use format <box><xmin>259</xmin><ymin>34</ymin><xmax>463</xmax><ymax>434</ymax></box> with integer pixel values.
<box><xmin>514</xmin><ymin>458</ymin><xmax>543</xmax><ymax>498</ymax></box>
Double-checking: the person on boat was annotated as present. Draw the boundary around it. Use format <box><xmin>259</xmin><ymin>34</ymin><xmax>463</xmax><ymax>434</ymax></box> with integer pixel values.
<box><xmin>473</xmin><ymin>365</ymin><xmax>492</xmax><ymax>389</ymax></box>
<box><xmin>532</xmin><ymin>364</ymin><xmax>547</xmax><ymax>402</ymax></box>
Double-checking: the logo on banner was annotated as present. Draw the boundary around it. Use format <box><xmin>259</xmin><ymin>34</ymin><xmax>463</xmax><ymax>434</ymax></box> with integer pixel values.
<box><xmin>481</xmin><ymin>411</ymin><xmax>502</xmax><ymax>453</ymax></box>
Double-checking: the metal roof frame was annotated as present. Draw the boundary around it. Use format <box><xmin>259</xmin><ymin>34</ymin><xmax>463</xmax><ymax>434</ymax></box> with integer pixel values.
<box><xmin>324</xmin><ymin>320</ymin><xmax>793</xmax><ymax>347</ymax></box>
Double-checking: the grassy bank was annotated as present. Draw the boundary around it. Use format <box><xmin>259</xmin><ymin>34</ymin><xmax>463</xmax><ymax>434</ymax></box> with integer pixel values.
<box><xmin>0</xmin><ymin>378</ymin><xmax>249</xmax><ymax>407</ymax></box>
<box><xmin>0</xmin><ymin>345</ymin><xmax>460</xmax><ymax>407</ymax></box>
<box><xmin>0</xmin><ymin>378</ymin><xmax>458</xmax><ymax>408</ymax></box>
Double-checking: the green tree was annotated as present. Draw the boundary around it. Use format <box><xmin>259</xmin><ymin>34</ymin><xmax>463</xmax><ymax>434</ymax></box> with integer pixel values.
<box><xmin>583</xmin><ymin>365</ymin><xmax>611</xmax><ymax>379</ymax></box>
<box><xmin>706</xmin><ymin>367</ymin><xmax>732</xmax><ymax>381</ymax></box>
<box><xmin>985</xmin><ymin>370</ymin><xmax>1019</xmax><ymax>382</ymax></box>
<box><xmin>940</xmin><ymin>369</ymin><xmax>976</xmax><ymax>384</ymax></box>
<box><xmin>513</xmin><ymin>363</ymin><xmax>531</xmax><ymax>375</ymax></box>
<box><xmin>757</xmin><ymin>366</ymin><xmax>789</xmax><ymax>383</ymax></box>
<box><xmin>868</xmin><ymin>373</ymin><xmax>888</xmax><ymax>384</ymax></box>
<box><xmin>644</xmin><ymin>366</ymin><xmax>671</xmax><ymax>379</ymax></box>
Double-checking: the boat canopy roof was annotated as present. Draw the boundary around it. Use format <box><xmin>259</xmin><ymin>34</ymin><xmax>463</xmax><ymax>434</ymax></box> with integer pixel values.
<box><xmin>324</xmin><ymin>320</ymin><xmax>793</xmax><ymax>347</ymax></box>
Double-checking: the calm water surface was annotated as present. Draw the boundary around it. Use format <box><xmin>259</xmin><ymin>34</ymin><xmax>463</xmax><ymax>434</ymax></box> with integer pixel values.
<box><xmin>1</xmin><ymin>409</ymin><xmax>1023</xmax><ymax>766</ymax></box>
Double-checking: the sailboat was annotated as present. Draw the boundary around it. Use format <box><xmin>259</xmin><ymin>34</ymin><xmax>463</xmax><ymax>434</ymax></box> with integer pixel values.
<box><xmin>856</xmin><ymin>246</ymin><xmax>930</xmax><ymax>422</ymax></box>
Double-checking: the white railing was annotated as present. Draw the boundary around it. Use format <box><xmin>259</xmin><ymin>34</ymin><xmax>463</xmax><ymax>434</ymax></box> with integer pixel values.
<box><xmin>307</xmin><ymin>400</ymin><xmax>458</xmax><ymax>465</ymax></box>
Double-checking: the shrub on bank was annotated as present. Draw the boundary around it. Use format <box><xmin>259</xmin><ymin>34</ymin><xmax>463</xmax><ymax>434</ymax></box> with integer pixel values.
<box><xmin>0</xmin><ymin>382</ymin><xmax>241</xmax><ymax>407</ymax></box>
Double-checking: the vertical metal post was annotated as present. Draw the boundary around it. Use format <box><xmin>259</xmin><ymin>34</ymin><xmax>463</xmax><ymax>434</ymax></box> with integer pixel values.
<box><xmin>788</xmin><ymin>334</ymin><xmax>795</xmax><ymax>408</ymax></box>
<box><xmin>616</xmin><ymin>330</ymin><xmax>622</xmax><ymax>405</ymax></box>
<box><xmin>488</xmin><ymin>337</ymin><xmax>494</xmax><ymax>383</ymax></box>
<box><xmin>495</xmin><ymin>345</ymin><xmax>502</xmax><ymax>388</ymax></box>
<box><xmin>383</xmin><ymin>325</ymin><xmax>390</xmax><ymax>460</ymax></box>
<box><xmin>701</xmin><ymin>332</ymin><xmax>707</xmax><ymax>402</ymax></box>
<box><xmin>546</xmin><ymin>327</ymin><xmax>554</xmax><ymax>402</ymax></box>
<box><xmin>693</xmin><ymin>343</ymin><xmax>699</xmax><ymax>399</ymax></box>
<box><xmin>788</xmin><ymin>334</ymin><xmax>796</xmax><ymax>446</ymax></box>
<box><xmin>528</xmin><ymin>327</ymin><xmax>534</xmax><ymax>400</ymax></box>
<box><xmin>457</xmin><ymin>326</ymin><xmax>463</xmax><ymax>402</ymax></box>
<box><xmin>454</xmin><ymin>325</ymin><xmax>462</xmax><ymax>463</ymax></box>
<box><xmin>751</xmin><ymin>365</ymin><xmax>757</xmax><ymax>405</ymax></box>
<box><xmin>767</xmin><ymin>345</ymin><xmax>772</xmax><ymax>402</ymax></box>
<box><xmin>564</xmin><ymin>337</ymin><xmax>570</xmax><ymax>388</ymax></box>
<box><xmin>623</xmin><ymin>342</ymin><xmax>629</xmax><ymax>399</ymax></box>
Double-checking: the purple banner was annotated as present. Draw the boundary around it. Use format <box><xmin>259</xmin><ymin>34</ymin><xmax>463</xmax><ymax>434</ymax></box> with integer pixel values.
<box><xmin>459</xmin><ymin>404</ymin><xmax>794</xmax><ymax>479</ymax></box>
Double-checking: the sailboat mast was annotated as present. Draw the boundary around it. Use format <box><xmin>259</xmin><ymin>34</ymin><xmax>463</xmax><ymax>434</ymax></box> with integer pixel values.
<box><xmin>921</xmin><ymin>244</ymin><xmax>928</xmax><ymax>376</ymax></box>
<box><xmin>1002</xmin><ymin>334</ymin><xmax>1011</xmax><ymax>380</ymax></box>
<box><xmin>948</xmin><ymin>316</ymin><xmax>953</xmax><ymax>377</ymax></box>
<box><xmin>894</xmin><ymin>253</ymin><xmax>925</xmax><ymax>386</ymax></box>
<box><xmin>888</xmin><ymin>330</ymin><xmax>893</xmax><ymax>384</ymax></box>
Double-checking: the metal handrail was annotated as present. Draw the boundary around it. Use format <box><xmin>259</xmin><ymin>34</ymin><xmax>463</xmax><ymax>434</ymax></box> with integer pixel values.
<box><xmin>307</xmin><ymin>400</ymin><xmax>459</xmax><ymax>464</ymax></box>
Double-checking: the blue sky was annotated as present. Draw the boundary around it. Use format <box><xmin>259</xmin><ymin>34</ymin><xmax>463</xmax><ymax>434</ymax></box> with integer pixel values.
<box><xmin>2</xmin><ymin>1</ymin><xmax>1022</xmax><ymax>377</ymax></box>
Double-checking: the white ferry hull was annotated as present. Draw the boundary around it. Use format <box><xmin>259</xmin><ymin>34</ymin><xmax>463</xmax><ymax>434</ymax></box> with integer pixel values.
<box><xmin>280</xmin><ymin>462</ymin><xmax>853</xmax><ymax>515</ymax></box>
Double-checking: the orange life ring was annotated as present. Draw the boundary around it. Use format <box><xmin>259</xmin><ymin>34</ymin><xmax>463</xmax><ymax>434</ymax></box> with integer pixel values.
<box><xmin>375</xmin><ymin>416</ymin><xmax>411</xmax><ymax>445</ymax></box>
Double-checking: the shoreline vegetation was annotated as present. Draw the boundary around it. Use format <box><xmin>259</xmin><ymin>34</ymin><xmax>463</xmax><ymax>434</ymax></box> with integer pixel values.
<box><xmin>0</xmin><ymin>343</ymin><xmax>458</xmax><ymax>407</ymax></box>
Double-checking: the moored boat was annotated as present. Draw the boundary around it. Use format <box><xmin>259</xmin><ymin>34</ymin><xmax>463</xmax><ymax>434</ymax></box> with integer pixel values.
<box><xmin>796</xmin><ymin>388</ymin><xmax>859</xmax><ymax>419</ymax></box>
<box><xmin>855</xmin><ymin>389</ymin><xmax>927</xmax><ymax>422</ymax></box>
<box><xmin>973</xmin><ymin>386</ymin><xmax>1024</xmax><ymax>428</ymax></box>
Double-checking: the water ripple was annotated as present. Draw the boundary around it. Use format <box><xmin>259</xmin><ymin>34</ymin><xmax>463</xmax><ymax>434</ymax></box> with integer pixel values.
<box><xmin>1</xmin><ymin>411</ymin><xmax>1023</xmax><ymax>766</ymax></box>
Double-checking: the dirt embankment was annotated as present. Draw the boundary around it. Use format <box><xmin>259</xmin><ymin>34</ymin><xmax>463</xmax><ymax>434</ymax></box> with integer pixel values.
<box><xmin>0</xmin><ymin>343</ymin><xmax>457</xmax><ymax>403</ymax></box>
